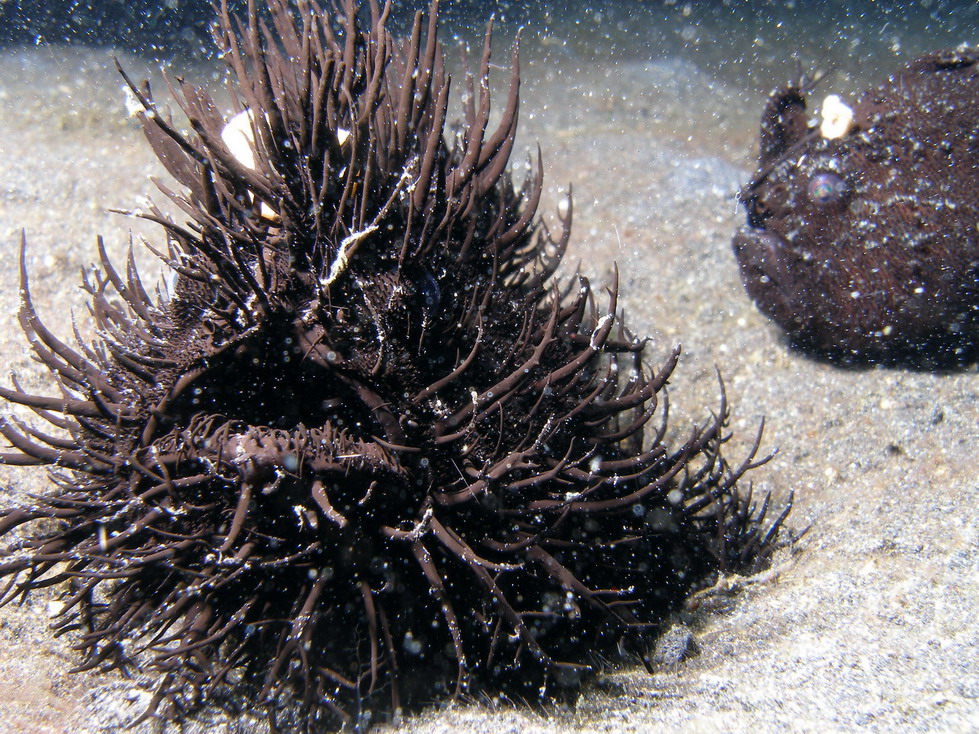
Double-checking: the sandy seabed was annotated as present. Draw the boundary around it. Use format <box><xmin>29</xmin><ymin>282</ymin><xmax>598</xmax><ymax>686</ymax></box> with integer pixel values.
<box><xmin>0</xmin><ymin>21</ymin><xmax>977</xmax><ymax>734</ymax></box>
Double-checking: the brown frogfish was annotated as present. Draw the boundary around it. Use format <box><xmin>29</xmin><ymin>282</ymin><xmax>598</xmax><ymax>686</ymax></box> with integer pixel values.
<box><xmin>734</xmin><ymin>47</ymin><xmax>979</xmax><ymax>366</ymax></box>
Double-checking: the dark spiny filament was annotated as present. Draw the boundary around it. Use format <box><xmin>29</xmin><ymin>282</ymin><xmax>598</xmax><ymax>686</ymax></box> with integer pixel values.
<box><xmin>0</xmin><ymin>1</ymin><xmax>787</xmax><ymax>730</ymax></box>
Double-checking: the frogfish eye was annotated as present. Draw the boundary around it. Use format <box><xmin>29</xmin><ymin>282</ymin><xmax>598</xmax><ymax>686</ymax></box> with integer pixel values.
<box><xmin>807</xmin><ymin>171</ymin><xmax>848</xmax><ymax>205</ymax></box>
<box><xmin>416</xmin><ymin>268</ymin><xmax>441</xmax><ymax>316</ymax></box>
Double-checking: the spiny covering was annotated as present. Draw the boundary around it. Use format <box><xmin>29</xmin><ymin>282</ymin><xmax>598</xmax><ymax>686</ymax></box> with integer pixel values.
<box><xmin>0</xmin><ymin>0</ymin><xmax>787</xmax><ymax>729</ymax></box>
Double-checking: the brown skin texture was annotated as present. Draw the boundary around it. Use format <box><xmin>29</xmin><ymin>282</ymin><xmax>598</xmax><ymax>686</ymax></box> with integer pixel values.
<box><xmin>734</xmin><ymin>48</ymin><xmax>979</xmax><ymax>367</ymax></box>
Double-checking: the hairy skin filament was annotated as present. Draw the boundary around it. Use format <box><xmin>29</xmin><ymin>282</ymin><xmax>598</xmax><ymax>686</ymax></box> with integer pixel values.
<box><xmin>0</xmin><ymin>1</ymin><xmax>788</xmax><ymax>730</ymax></box>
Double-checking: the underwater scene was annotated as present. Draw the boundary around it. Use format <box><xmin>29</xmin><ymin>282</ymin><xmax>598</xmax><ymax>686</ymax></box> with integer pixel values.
<box><xmin>0</xmin><ymin>0</ymin><xmax>977</xmax><ymax>732</ymax></box>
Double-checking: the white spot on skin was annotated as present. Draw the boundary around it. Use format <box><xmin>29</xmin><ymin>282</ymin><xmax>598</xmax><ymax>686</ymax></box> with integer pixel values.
<box><xmin>820</xmin><ymin>94</ymin><xmax>855</xmax><ymax>139</ymax></box>
<box><xmin>221</xmin><ymin>110</ymin><xmax>278</xmax><ymax>221</ymax></box>
<box><xmin>221</xmin><ymin>109</ymin><xmax>259</xmax><ymax>170</ymax></box>
<box><xmin>221</xmin><ymin>109</ymin><xmax>350</xmax><ymax>221</ymax></box>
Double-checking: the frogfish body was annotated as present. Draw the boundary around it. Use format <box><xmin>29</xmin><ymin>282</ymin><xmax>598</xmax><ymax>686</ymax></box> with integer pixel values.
<box><xmin>734</xmin><ymin>48</ymin><xmax>979</xmax><ymax>365</ymax></box>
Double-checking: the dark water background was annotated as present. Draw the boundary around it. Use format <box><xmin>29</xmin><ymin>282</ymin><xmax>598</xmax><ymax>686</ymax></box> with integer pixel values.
<box><xmin>3</xmin><ymin>1</ymin><xmax>978</xmax><ymax>91</ymax></box>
